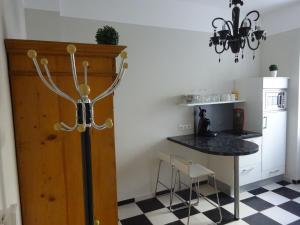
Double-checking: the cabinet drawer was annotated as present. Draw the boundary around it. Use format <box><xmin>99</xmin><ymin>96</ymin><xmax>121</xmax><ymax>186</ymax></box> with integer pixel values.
<box><xmin>262</xmin><ymin>166</ymin><xmax>285</xmax><ymax>179</ymax></box>
<box><xmin>240</xmin><ymin>164</ymin><xmax>262</xmax><ymax>186</ymax></box>
<box><xmin>240</xmin><ymin>137</ymin><xmax>262</xmax><ymax>167</ymax></box>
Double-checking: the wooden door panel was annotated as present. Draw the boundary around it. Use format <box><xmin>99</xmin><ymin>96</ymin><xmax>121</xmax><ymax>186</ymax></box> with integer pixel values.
<box><xmin>11</xmin><ymin>76</ymin><xmax>67</xmax><ymax>225</ymax></box>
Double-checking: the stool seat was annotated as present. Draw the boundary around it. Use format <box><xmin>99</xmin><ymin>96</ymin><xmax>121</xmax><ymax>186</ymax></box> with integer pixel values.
<box><xmin>189</xmin><ymin>163</ymin><xmax>214</xmax><ymax>178</ymax></box>
<box><xmin>170</xmin><ymin>157</ymin><xmax>222</xmax><ymax>225</ymax></box>
<box><xmin>172</xmin><ymin>158</ymin><xmax>214</xmax><ymax>178</ymax></box>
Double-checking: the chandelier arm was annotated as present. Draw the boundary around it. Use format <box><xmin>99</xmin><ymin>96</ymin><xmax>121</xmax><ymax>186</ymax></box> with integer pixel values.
<box><xmin>214</xmin><ymin>44</ymin><xmax>225</xmax><ymax>54</ymax></box>
<box><xmin>212</xmin><ymin>17</ymin><xmax>232</xmax><ymax>34</ymax></box>
<box><xmin>91</xmin><ymin>63</ymin><xmax>127</xmax><ymax>104</ymax></box>
<box><xmin>241</xmin><ymin>18</ymin><xmax>252</xmax><ymax>30</ymax></box>
<box><xmin>247</xmin><ymin>37</ymin><xmax>260</xmax><ymax>51</ymax></box>
<box><xmin>224</xmin><ymin>40</ymin><xmax>230</xmax><ymax>50</ymax></box>
<box><xmin>44</xmin><ymin>65</ymin><xmax>77</xmax><ymax>105</ymax></box>
<box><xmin>245</xmin><ymin>10</ymin><xmax>260</xmax><ymax>22</ymax></box>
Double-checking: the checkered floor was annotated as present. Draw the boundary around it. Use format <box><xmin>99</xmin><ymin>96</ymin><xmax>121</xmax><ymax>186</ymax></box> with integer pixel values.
<box><xmin>118</xmin><ymin>181</ymin><xmax>300</xmax><ymax>225</ymax></box>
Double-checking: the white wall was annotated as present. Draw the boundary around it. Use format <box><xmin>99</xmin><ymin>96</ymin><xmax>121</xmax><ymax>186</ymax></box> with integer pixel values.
<box><xmin>25</xmin><ymin>9</ymin><xmax>261</xmax><ymax>200</ymax></box>
<box><xmin>260</xmin><ymin>29</ymin><xmax>300</xmax><ymax>181</ymax></box>
<box><xmin>0</xmin><ymin>0</ymin><xmax>25</xmax><ymax>224</ymax></box>
<box><xmin>262</xmin><ymin>1</ymin><xmax>300</xmax><ymax>35</ymax></box>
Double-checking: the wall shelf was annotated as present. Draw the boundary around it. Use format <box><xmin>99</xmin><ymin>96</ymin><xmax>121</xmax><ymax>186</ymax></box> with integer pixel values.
<box><xmin>179</xmin><ymin>100</ymin><xmax>245</xmax><ymax>107</ymax></box>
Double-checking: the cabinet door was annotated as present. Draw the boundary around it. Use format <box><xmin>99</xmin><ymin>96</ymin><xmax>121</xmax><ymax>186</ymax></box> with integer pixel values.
<box><xmin>262</xmin><ymin>111</ymin><xmax>287</xmax><ymax>175</ymax></box>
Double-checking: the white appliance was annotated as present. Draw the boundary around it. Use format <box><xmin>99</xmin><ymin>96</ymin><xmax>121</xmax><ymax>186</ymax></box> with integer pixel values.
<box><xmin>236</xmin><ymin>77</ymin><xmax>288</xmax><ymax>179</ymax></box>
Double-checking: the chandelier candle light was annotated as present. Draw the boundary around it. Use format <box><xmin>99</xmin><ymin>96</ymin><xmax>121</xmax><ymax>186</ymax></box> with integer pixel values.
<box><xmin>27</xmin><ymin>44</ymin><xmax>128</xmax><ymax>225</ymax></box>
<box><xmin>209</xmin><ymin>0</ymin><xmax>266</xmax><ymax>63</ymax></box>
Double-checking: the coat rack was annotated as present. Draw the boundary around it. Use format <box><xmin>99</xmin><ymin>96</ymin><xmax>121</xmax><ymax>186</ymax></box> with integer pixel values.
<box><xmin>27</xmin><ymin>44</ymin><xmax>128</xmax><ymax>225</ymax></box>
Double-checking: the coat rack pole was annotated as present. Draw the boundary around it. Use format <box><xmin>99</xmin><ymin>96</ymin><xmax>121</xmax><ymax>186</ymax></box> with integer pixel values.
<box><xmin>81</xmin><ymin>128</ymin><xmax>94</xmax><ymax>225</ymax></box>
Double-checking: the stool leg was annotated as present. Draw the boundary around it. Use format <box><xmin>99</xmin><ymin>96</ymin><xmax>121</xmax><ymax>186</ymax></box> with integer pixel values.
<box><xmin>212</xmin><ymin>175</ymin><xmax>222</xmax><ymax>224</ymax></box>
<box><xmin>178</xmin><ymin>171</ymin><xmax>182</xmax><ymax>191</ymax></box>
<box><xmin>170</xmin><ymin>166</ymin><xmax>176</xmax><ymax>211</ymax></box>
<box><xmin>187</xmin><ymin>178</ymin><xmax>193</xmax><ymax>225</ymax></box>
<box><xmin>154</xmin><ymin>160</ymin><xmax>162</xmax><ymax>197</ymax></box>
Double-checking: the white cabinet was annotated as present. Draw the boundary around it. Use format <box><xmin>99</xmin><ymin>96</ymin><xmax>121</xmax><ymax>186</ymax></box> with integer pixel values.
<box><xmin>262</xmin><ymin>111</ymin><xmax>287</xmax><ymax>179</ymax></box>
<box><xmin>240</xmin><ymin>137</ymin><xmax>262</xmax><ymax>186</ymax></box>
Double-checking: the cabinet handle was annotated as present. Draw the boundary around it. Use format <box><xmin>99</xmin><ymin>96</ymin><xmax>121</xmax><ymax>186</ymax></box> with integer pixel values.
<box><xmin>241</xmin><ymin>168</ymin><xmax>254</xmax><ymax>174</ymax></box>
<box><xmin>269</xmin><ymin>169</ymin><xmax>280</xmax><ymax>174</ymax></box>
<box><xmin>263</xmin><ymin>116</ymin><xmax>268</xmax><ymax>129</ymax></box>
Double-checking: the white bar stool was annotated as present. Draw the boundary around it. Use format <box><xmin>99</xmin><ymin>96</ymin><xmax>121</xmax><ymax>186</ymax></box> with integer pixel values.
<box><xmin>171</xmin><ymin>157</ymin><xmax>222</xmax><ymax>225</ymax></box>
<box><xmin>154</xmin><ymin>151</ymin><xmax>179</xmax><ymax>197</ymax></box>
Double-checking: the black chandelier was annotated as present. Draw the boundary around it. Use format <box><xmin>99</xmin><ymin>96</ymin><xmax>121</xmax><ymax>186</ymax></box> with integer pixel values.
<box><xmin>209</xmin><ymin>0</ymin><xmax>266</xmax><ymax>63</ymax></box>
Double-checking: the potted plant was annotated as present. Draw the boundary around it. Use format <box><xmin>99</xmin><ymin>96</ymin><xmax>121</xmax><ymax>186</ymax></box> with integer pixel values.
<box><xmin>269</xmin><ymin>64</ymin><xmax>278</xmax><ymax>77</ymax></box>
<box><xmin>95</xmin><ymin>25</ymin><xmax>119</xmax><ymax>45</ymax></box>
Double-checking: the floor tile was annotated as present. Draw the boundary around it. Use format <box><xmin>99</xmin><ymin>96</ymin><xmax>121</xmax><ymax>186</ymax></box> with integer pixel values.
<box><xmin>222</xmin><ymin>202</ymin><xmax>257</xmax><ymax>219</ymax></box>
<box><xmin>286</xmin><ymin>184</ymin><xmax>300</xmax><ymax>193</ymax></box>
<box><xmin>272</xmin><ymin>187</ymin><xmax>300</xmax><ymax>199</ymax></box>
<box><xmin>225</xmin><ymin>220</ymin><xmax>250</xmax><ymax>225</ymax></box>
<box><xmin>194</xmin><ymin>198</ymin><xmax>217</xmax><ymax>212</ymax></box>
<box><xmin>136</xmin><ymin>198</ymin><xmax>165</xmax><ymax>213</ymax></box>
<box><xmin>278</xmin><ymin>201</ymin><xmax>300</xmax><ymax>217</ymax></box>
<box><xmin>157</xmin><ymin>193</ymin><xmax>181</xmax><ymax>207</ymax></box>
<box><xmin>277</xmin><ymin>181</ymin><xmax>291</xmax><ymax>186</ymax></box>
<box><xmin>294</xmin><ymin>197</ymin><xmax>300</xmax><ymax>204</ymax></box>
<box><xmin>165</xmin><ymin>221</ymin><xmax>185</xmax><ymax>225</ymax></box>
<box><xmin>249</xmin><ymin>187</ymin><xmax>269</xmax><ymax>195</ymax></box>
<box><xmin>118</xmin><ymin>203</ymin><xmax>143</xmax><ymax>220</ymax></box>
<box><xmin>288</xmin><ymin>220</ymin><xmax>300</xmax><ymax>225</ymax></box>
<box><xmin>170</xmin><ymin>203</ymin><xmax>200</xmax><ymax>219</ymax></box>
<box><xmin>240</xmin><ymin>192</ymin><xmax>254</xmax><ymax>201</ymax></box>
<box><xmin>207</xmin><ymin>192</ymin><xmax>234</xmax><ymax>206</ymax></box>
<box><xmin>181</xmin><ymin>213</ymin><xmax>215</xmax><ymax>225</ymax></box>
<box><xmin>203</xmin><ymin>207</ymin><xmax>233</xmax><ymax>224</ymax></box>
<box><xmin>242</xmin><ymin>196</ymin><xmax>274</xmax><ymax>211</ymax></box>
<box><xmin>261</xmin><ymin>206</ymin><xmax>299</xmax><ymax>225</ymax></box>
<box><xmin>257</xmin><ymin>191</ymin><xmax>290</xmax><ymax>205</ymax></box>
<box><xmin>197</xmin><ymin>183</ymin><xmax>217</xmax><ymax>196</ymax></box>
<box><xmin>145</xmin><ymin>208</ymin><xmax>178</xmax><ymax>225</ymax></box>
<box><xmin>244</xmin><ymin>213</ymin><xmax>281</xmax><ymax>225</ymax></box>
<box><xmin>175</xmin><ymin>189</ymin><xmax>198</xmax><ymax>202</ymax></box>
<box><xmin>120</xmin><ymin>214</ymin><xmax>153</xmax><ymax>225</ymax></box>
<box><xmin>263</xmin><ymin>183</ymin><xmax>283</xmax><ymax>191</ymax></box>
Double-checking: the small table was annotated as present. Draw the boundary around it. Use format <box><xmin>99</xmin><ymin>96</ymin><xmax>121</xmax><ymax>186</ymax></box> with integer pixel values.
<box><xmin>167</xmin><ymin>132</ymin><xmax>260</xmax><ymax>221</ymax></box>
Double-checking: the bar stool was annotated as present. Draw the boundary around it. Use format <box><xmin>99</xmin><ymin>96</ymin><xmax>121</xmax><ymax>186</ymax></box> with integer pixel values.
<box><xmin>171</xmin><ymin>157</ymin><xmax>222</xmax><ymax>225</ymax></box>
<box><xmin>154</xmin><ymin>151</ymin><xmax>179</xmax><ymax>197</ymax></box>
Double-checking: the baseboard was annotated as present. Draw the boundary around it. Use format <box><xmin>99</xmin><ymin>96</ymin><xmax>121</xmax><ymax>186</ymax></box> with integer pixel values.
<box><xmin>117</xmin><ymin>198</ymin><xmax>135</xmax><ymax>206</ymax></box>
<box><xmin>211</xmin><ymin>175</ymin><xmax>284</xmax><ymax>197</ymax></box>
<box><xmin>292</xmin><ymin>180</ymin><xmax>300</xmax><ymax>184</ymax></box>
<box><xmin>117</xmin><ymin>180</ymin><xmax>209</xmax><ymax>206</ymax></box>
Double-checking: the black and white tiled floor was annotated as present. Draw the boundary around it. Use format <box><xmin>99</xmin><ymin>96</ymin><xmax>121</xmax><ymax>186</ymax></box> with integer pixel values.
<box><xmin>118</xmin><ymin>181</ymin><xmax>300</xmax><ymax>225</ymax></box>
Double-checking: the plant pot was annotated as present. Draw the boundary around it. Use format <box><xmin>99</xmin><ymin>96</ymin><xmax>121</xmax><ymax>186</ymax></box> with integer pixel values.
<box><xmin>270</xmin><ymin>70</ymin><xmax>278</xmax><ymax>77</ymax></box>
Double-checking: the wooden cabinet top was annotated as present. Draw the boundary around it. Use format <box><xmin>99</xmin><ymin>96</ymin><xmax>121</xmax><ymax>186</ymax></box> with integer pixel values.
<box><xmin>5</xmin><ymin>39</ymin><xmax>126</xmax><ymax>57</ymax></box>
<box><xmin>5</xmin><ymin>39</ymin><xmax>127</xmax><ymax>77</ymax></box>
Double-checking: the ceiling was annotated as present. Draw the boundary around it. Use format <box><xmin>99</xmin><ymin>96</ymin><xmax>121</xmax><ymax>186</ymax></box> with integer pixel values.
<box><xmin>23</xmin><ymin>0</ymin><xmax>300</xmax><ymax>33</ymax></box>
<box><xmin>188</xmin><ymin>0</ymin><xmax>300</xmax><ymax>13</ymax></box>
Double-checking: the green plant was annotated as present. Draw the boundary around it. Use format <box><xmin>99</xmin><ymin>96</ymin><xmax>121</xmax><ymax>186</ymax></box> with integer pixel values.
<box><xmin>269</xmin><ymin>64</ymin><xmax>278</xmax><ymax>71</ymax></box>
<box><xmin>95</xmin><ymin>25</ymin><xmax>119</xmax><ymax>45</ymax></box>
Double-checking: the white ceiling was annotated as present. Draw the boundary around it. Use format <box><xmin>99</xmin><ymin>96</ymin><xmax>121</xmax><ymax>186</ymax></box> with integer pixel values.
<box><xmin>193</xmin><ymin>0</ymin><xmax>300</xmax><ymax>13</ymax></box>
<box><xmin>23</xmin><ymin>0</ymin><xmax>300</xmax><ymax>33</ymax></box>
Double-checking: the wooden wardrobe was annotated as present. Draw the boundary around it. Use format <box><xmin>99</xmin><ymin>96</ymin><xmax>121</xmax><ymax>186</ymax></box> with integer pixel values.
<box><xmin>5</xmin><ymin>39</ymin><xmax>125</xmax><ymax>225</ymax></box>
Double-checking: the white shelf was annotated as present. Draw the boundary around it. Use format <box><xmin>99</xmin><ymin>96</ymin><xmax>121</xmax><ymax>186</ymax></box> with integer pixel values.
<box><xmin>179</xmin><ymin>100</ymin><xmax>245</xmax><ymax>107</ymax></box>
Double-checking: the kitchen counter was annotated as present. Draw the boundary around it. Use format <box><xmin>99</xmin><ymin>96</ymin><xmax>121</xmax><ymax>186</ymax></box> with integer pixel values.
<box><xmin>167</xmin><ymin>130</ymin><xmax>261</xmax><ymax>156</ymax></box>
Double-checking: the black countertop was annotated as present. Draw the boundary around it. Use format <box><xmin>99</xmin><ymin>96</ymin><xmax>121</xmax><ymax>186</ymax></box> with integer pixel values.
<box><xmin>167</xmin><ymin>130</ymin><xmax>262</xmax><ymax>156</ymax></box>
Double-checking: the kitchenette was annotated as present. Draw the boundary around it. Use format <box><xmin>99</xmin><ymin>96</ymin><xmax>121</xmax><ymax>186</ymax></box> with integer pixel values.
<box><xmin>167</xmin><ymin>77</ymin><xmax>289</xmax><ymax>221</ymax></box>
